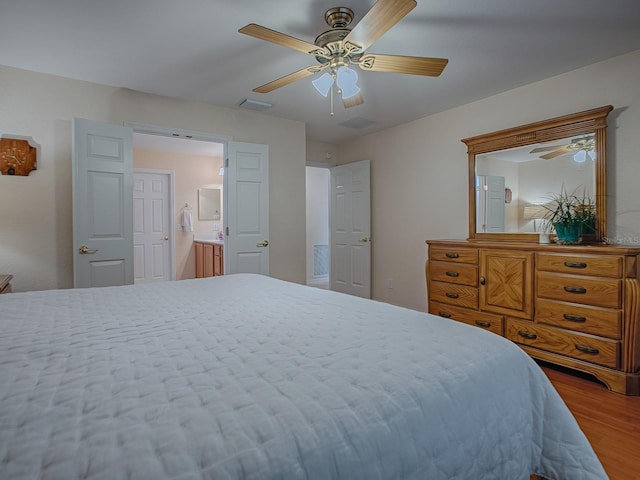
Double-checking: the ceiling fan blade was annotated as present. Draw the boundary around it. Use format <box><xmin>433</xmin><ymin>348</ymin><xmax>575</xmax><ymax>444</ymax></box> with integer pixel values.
<box><xmin>358</xmin><ymin>54</ymin><xmax>448</xmax><ymax>76</ymax></box>
<box><xmin>342</xmin><ymin>92</ymin><xmax>364</xmax><ymax>108</ymax></box>
<box><xmin>239</xmin><ymin>24</ymin><xmax>326</xmax><ymax>56</ymax></box>
<box><xmin>253</xmin><ymin>66</ymin><xmax>320</xmax><ymax>93</ymax></box>
<box><xmin>539</xmin><ymin>147</ymin><xmax>573</xmax><ymax>160</ymax></box>
<box><xmin>529</xmin><ymin>145</ymin><xmax>565</xmax><ymax>153</ymax></box>
<box><xmin>343</xmin><ymin>0</ymin><xmax>417</xmax><ymax>52</ymax></box>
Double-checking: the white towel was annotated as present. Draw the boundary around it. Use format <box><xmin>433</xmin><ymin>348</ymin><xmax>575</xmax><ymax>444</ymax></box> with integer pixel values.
<box><xmin>182</xmin><ymin>209</ymin><xmax>193</xmax><ymax>232</ymax></box>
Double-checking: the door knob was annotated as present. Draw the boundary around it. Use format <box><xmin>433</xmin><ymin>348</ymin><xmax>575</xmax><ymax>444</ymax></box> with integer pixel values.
<box><xmin>256</xmin><ymin>240</ymin><xmax>269</xmax><ymax>247</ymax></box>
<box><xmin>79</xmin><ymin>245</ymin><xmax>99</xmax><ymax>254</ymax></box>
<box><xmin>163</xmin><ymin>236</ymin><xmax>169</xmax><ymax>240</ymax></box>
<box><xmin>359</xmin><ymin>237</ymin><xmax>371</xmax><ymax>243</ymax></box>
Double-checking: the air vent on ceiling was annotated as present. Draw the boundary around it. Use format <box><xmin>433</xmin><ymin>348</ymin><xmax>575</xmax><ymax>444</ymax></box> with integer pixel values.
<box><xmin>338</xmin><ymin>117</ymin><xmax>377</xmax><ymax>129</ymax></box>
<box><xmin>238</xmin><ymin>98</ymin><xmax>273</xmax><ymax>111</ymax></box>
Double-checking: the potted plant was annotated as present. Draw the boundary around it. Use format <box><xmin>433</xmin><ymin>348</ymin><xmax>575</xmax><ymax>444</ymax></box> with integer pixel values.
<box><xmin>542</xmin><ymin>187</ymin><xmax>596</xmax><ymax>244</ymax></box>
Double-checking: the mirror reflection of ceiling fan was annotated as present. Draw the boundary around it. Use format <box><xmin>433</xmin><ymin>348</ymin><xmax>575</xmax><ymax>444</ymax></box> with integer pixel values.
<box><xmin>529</xmin><ymin>135</ymin><xmax>596</xmax><ymax>162</ymax></box>
<box><xmin>238</xmin><ymin>0</ymin><xmax>448</xmax><ymax>113</ymax></box>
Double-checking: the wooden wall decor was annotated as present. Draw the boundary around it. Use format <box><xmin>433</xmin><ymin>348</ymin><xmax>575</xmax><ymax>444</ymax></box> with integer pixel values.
<box><xmin>0</xmin><ymin>137</ymin><xmax>38</xmax><ymax>176</ymax></box>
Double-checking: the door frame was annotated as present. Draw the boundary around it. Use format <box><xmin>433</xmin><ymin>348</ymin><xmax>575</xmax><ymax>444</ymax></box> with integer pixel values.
<box><xmin>126</xmin><ymin>122</ymin><xmax>232</xmax><ymax>273</ymax></box>
<box><xmin>133</xmin><ymin>168</ymin><xmax>176</xmax><ymax>281</ymax></box>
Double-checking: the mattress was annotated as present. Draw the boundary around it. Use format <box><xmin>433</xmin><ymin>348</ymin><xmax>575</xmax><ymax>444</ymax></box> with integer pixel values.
<box><xmin>0</xmin><ymin>274</ymin><xmax>607</xmax><ymax>479</ymax></box>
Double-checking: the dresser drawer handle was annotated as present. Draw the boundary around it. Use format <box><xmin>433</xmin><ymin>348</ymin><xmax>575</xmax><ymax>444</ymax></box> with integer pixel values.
<box><xmin>564</xmin><ymin>286</ymin><xmax>587</xmax><ymax>294</ymax></box>
<box><xmin>445</xmin><ymin>252</ymin><xmax>459</xmax><ymax>259</ymax></box>
<box><xmin>564</xmin><ymin>261</ymin><xmax>587</xmax><ymax>269</ymax></box>
<box><xmin>445</xmin><ymin>271</ymin><xmax>459</xmax><ymax>277</ymax></box>
<box><xmin>445</xmin><ymin>292</ymin><xmax>459</xmax><ymax>299</ymax></box>
<box><xmin>438</xmin><ymin>311</ymin><xmax>452</xmax><ymax>318</ymax></box>
<box><xmin>475</xmin><ymin>321</ymin><xmax>491</xmax><ymax>328</ymax></box>
<box><xmin>518</xmin><ymin>330</ymin><xmax>537</xmax><ymax>340</ymax></box>
<box><xmin>575</xmin><ymin>344</ymin><xmax>599</xmax><ymax>355</ymax></box>
<box><xmin>563</xmin><ymin>313</ymin><xmax>587</xmax><ymax>323</ymax></box>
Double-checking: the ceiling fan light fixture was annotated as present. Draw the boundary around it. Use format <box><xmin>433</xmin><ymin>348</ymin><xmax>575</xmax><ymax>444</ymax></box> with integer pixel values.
<box><xmin>312</xmin><ymin>73</ymin><xmax>334</xmax><ymax>97</ymax></box>
<box><xmin>573</xmin><ymin>149</ymin><xmax>595</xmax><ymax>163</ymax></box>
<box><xmin>573</xmin><ymin>150</ymin><xmax>587</xmax><ymax>163</ymax></box>
<box><xmin>239</xmin><ymin>0</ymin><xmax>449</xmax><ymax>112</ymax></box>
<box><xmin>336</xmin><ymin>66</ymin><xmax>360</xmax><ymax>99</ymax></box>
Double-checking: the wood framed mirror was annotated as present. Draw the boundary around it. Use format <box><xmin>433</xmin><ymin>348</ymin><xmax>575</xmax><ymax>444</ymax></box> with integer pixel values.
<box><xmin>462</xmin><ymin>105</ymin><xmax>612</xmax><ymax>243</ymax></box>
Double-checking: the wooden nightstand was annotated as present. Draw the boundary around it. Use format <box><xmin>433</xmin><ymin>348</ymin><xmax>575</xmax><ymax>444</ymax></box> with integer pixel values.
<box><xmin>0</xmin><ymin>275</ymin><xmax>13</xmax><ymax>294</ymax></box>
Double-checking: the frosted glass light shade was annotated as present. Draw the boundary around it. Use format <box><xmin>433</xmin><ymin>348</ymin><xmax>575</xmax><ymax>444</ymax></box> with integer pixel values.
<box><xmin>573</xmin><ymin>150</ymin><xmax>587</xmax><ymax>163</ymax></box>
<box><xmin>336</xmin><ymin>66</ymin><xmax>360</xmax><ymax>99</ymax></box>
<box><xmin>312</xmin><ymin>73</ymin><xmax>334</xmax><ymax>97</ymax></box>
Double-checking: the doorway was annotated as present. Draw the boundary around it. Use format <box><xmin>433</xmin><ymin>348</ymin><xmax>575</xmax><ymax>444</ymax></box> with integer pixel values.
<box><xmin>132</xmin><ymin>130</ymin><xmax>226</xmax><ymax>281</ymax></box>
<box><xmin>305</xmin><ymin>160</ymin><xmax>372</xmax><ymax>297</ymax></box>
<box><xmin>306</xmin><ymin>166</ymin><xmax>330</xmax><ymax>289</ymax></box>
<box><xmin>73</xmin><ymin>118</ymin><xmax>270</xmax><ymax>288</ymax></box>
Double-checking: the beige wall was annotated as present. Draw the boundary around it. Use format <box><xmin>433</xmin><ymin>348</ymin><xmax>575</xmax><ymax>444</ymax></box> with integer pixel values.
<box><xmin>337</xmin><ymin>49</ymin><xmax>640</xmax><ymax>312</ymax></box>
<box><xmin>306</xmin><ymin>139</ymin><xmax>337</xmax><ymax>166</ymax></box>
<box><xmin>134</xmin><ymin>149</ymin><xmax>223</xmax><ymax>280</ymax></box>
<box><xmin>0</xmin><ymin>65</ymin><xmax>307</xmax><ymax>292</ymax></box>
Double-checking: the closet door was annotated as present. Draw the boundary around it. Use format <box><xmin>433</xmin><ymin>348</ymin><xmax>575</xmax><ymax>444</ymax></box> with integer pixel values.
<box><xmin>73</xmin><ymin>118</ymin><xmax>133</xmax><ymax>288</ymax></box>
<box><xmin>330</xmin><ymin>160</ymin><xmax>371</xmax><ymax>298</ymax></box>
<box><xmin>225</xmin><ymin>142</ymin><xmax>269</xmax><ymax>275</ymax></box>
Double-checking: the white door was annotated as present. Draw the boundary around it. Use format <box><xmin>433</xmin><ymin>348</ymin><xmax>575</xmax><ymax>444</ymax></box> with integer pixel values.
<box><xmin>330</xmin><ymin>160</ymin><xmax>371</xmax><ymax>298</ymax></box>
<box><xmin>226</xmin><ymin>142</ymin><xmax>269</xmax><ymax>275</ymax></box>
<box><xmin>73</xmin><ymin>118</ymin><xmax>133</xmax><ymax>287</ymax></box>
<box><xmin>133</xmin><ymin>170</ymin><xmax>173</xmax><ymax>283</ymax></box>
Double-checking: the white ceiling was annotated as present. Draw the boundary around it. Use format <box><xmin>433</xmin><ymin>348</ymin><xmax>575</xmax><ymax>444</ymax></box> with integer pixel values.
<box><xmin>2</xmin><ymin>0</ymin><xmax>639</xmax><ymax>144</ymax></box>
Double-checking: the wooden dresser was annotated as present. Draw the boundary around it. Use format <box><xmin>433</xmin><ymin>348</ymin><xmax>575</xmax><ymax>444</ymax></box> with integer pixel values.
<box><xmin>195</xmin><ymin>241</ymin><xmax>224</xmax><ymax>278</ymax></box>
<box><xmin>426</xmin><ymin>240</ymin><xmax>640</xmax><ymax>395</ymax></box>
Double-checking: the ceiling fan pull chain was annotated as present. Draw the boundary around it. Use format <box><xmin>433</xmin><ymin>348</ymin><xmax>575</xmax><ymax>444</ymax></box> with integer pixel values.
<box><xmin>330</xmin><ymin>82</ymin><xmax>335</xmax><ymax>117</ymax></box>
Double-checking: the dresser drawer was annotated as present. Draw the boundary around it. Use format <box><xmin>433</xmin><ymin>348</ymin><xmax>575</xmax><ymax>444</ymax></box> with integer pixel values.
<box><xmin>429</xmin><ymin>281</ymin><xmax>478</xmax><ymax>309</ymax></box>
<box><xmin>536</xmin><ymin>298</ymin><xmax>621</xmax><ymax>339</ymax></box>
<box><xmin>429</xmin><ymin>247</ymin><xmax>478</xmax><ymax>265</ymax></box>
<box><xmin>505</xmin><ymin>318</ymin><xmax>620</xmax><ymax>369</ymax></box>
<box><xmin>430</xmin><ymin>261</ymin><xmax>477</xmax><ymax>286</ymax></box>
<box><xmin>536</xmin><ymin>271</ymin><xmax>621</xmax><ymax>309</ymax></box>
<box><xmin>429</xmin><ymin>301</ymin><xmax>503</xmax><ymax>335</ymax></box>
<box><xmin>536</xmin><ymin>253</ymin><xmax>623</xmax><ymax>278</ymax></box>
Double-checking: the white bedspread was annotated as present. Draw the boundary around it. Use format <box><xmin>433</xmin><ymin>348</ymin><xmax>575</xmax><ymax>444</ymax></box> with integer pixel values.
<box><xmin>0</xmin><ymin>274</ymin><xmax>607</xmax><ymax>479</ymax></box>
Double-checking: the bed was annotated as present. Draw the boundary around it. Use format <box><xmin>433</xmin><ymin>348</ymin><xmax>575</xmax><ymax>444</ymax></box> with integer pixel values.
<box><xmin>0</xmin><ymin>273</ymin><xmax>607</xmax><ymax>479</ymax></box>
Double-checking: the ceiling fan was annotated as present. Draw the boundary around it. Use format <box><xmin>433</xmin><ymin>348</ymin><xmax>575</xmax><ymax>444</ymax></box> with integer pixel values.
<box><xmin>238</xmin><ymin>0</ymin><xmax>448</xmax><ymax>112</ymax></box>
<box><xmin>529</xmin><ymin>136</ymin><xmax>596</xmax><ymax>162</ymax></box>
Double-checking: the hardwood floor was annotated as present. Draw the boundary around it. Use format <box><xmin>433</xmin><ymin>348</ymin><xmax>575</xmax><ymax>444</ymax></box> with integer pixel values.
<box><xmin>541</xmin><ymin>363</ymin><xmax>640</xmax><ymax>480</ymax></box>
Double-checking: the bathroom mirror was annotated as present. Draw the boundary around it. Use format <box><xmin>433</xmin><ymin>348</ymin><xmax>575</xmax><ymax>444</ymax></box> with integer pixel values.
<box><xmin>198</xmin><ymin>187</ymin><xmax>221</xmax><ymax>220</ymax></box>
<box><xmin>462</xmin><ymin>106</ymin><xmax>612</xmax><ymax>243</ymax></box>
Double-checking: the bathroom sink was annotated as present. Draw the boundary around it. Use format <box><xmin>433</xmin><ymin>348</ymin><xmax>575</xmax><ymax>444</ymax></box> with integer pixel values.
<box><xmin>193</xmin><ymin>233</ymin><xmax>223</xmax><ymax>244</ymax></box>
